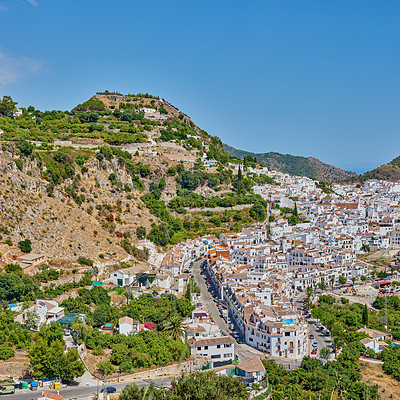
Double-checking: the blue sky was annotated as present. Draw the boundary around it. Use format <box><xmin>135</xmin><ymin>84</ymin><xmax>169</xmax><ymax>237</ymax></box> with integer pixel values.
<box><xmin>1</xmin><ymin>0</ymin><xmax>399</xmax><ymax>173</ymax></box>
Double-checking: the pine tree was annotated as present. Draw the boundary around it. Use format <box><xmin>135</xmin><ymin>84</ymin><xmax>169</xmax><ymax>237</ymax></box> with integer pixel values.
<box><xmin>362</xmin><ymin>303</ymin><xmax>369</xmax><ymax>326</ymax></box>
<box><xmin>237</xmin><ymin>165</ymin><xmax>243</xmax><ymax>194</ymax></box>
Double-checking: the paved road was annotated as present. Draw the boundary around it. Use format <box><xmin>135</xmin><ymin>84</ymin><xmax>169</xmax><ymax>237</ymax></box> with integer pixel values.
<box><xmin>0</xmin><ymin>378</ymin><xmax>172</xmax><ymax>400</ymax></box>
<box><xmin>293</xmin><ymin>294</ymin><xmax>332</xmax><ymax>360</ymax></box>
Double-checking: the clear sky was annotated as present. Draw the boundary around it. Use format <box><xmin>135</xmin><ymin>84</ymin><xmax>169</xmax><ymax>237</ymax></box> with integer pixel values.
<box><xmin>1</xmin><ymin>0</ymin><xmax>399</xmax><ymax>173</ymax></box>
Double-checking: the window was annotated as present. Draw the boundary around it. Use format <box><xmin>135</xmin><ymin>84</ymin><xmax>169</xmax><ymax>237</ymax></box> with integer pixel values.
<box><xmin>197</xmin><ymin>347</ymin><xmax>201</xmax><ymax>351</ymax></box>
<box><xmin>217</xmin><ymin>345</ymin><xmax>221</xmax><ymax>348</ymax></box>
<box><xmin>249</xmin><ymin>338</ymin><xmax>253</xmax><ymax>342</ymax></box>
<box><xmin>285</xmin><ymin>332</ymin><xmax>290</xmax><ymax>337</ymax></box>
<box><xmin>204</xmin><ymin>346</ymin><xmax>208</xmax><ymax>350</ymax></box>
<box><xmin>224</xmin><ymin>344</ymin><xmax>231</xmax><ymax>348</ymax></box>
<box><xmin>224</xmin><ymin>353</ymin><xmax>232</xmax><ymax>358</ymax></box>
<box><xmin>211</xmin><ymin>354</ymin><xmax>221</xmax><ymax>359</ymax></box>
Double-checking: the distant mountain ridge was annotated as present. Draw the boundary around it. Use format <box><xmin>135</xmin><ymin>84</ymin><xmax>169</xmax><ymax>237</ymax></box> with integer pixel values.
<box><xmin>349</xmin><ymin>156</ymin><xmax>400</xmax><ymax>182</ymax></box>
<box><xmin>223</xmin><ymin>144</ymin><xmax>357</xmax><ymax>182</ymax></box>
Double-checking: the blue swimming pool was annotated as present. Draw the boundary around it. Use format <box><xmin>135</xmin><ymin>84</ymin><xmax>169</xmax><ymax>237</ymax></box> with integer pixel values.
<box><xmin>284</xmin><ymin>319</ymin><xmax>294</xmax><ymax>324</ymax></box>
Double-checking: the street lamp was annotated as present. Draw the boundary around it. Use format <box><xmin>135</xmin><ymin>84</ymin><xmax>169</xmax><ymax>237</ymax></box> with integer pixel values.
<box><xmin>118</xmin><ymin>369</ymin><xmax>120</xmax><ymax>382</ymax></box>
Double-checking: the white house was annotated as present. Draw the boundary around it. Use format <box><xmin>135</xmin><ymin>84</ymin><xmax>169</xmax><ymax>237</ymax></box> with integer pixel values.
<box><xmin>189</xmin><ymin>332</ymin><xmax>235</xmax><ymax>367</ymax></box>
<box><xmin>360</xmin><ymin>337</ymin><xmax>380</xmax><ymax>353</ymax></box>
<box><xmin>118</xmin><ymin>316</ymin><xmax>139</xmax><ymax>335</ymax></box>
<box><xmin>24</xmin><ymin>300</ymin><xmax>64</xmax><ymax>327</ymax></box>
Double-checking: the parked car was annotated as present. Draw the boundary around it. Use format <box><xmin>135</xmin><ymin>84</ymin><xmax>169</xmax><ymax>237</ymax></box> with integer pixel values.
<box><xmin>309</xmin><ymin>334</ymin><xmax>314</xmax><ymax>339</ymax></box>
<box><xmin>311</xmin><ymin>348</ymin><xmax>317</xmax><ymax>354</ymax></box>
<box><xmin>313</xmin><ymin>340</ymin><xmax>318</xmax><ymax>347</ymax></box>
<box><xmin>0</xmin><ymin>386</ymin><xmax>15</xmax><ymax>395</ymax></box>
<box><xmin>101</xmin><ymin>387</ymin><xmax>117</xmax><ymax>393</ymax></box>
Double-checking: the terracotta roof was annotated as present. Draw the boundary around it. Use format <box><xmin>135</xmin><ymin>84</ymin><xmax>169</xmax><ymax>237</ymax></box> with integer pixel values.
<box><xmin>237</xmin><ymin>356</ymin><xmax>266</xmax><ymax>373</ymax></box>
<box><xmin>35</xmin><ymin>392</ymin><xmax>63</xmax><ymax>400</ymax></box>
<box><xmin>119</xmin><ymin>316</ymin><xmax>133</xmax><ymax>324</ymax></box>
<box><xmin>189</xmin><ymin>334</ymin><xmax>234</xmax><ymax>346</ymax></box>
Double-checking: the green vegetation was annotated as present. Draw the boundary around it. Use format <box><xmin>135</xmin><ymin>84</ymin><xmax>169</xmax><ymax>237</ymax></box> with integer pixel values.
<box><xmin>263</xmin><ymin>353</ymin><xmax>379</xmax><ymax>399</ymax></box>
<box><xmin>0</xmin><ymin>268</ymin><xmax>92</xmax><ymax>302</ymax></box>
<box><xmin>68</xmin><ymin>293</ymin><xmax>193</xmax><ymax>372</ymax></box>
<box><xmin>119</xmin><ymin>372</ymin><xmax>248</xmax><ymax>400</ymax></box>
<box><xmin>29</xmin><ymin>323</ymin><xmax>85</xmax><ymax>380</ymax></box>
<box><xmin>18</xmin><ymin>239</ymin><xmax>32</xmax><ymax>253</ymax></box>
<box><xmin>0</xmin><ymin>96</ymin><xmax>18</xmax><ymax>117</ymax></box>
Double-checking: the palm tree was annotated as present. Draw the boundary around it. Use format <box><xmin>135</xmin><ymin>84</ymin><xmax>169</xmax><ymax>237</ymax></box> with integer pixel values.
<box><xmin>161</xmin><ymin>315</ymin><xmax>186</xmax><ymax>341</ymax></box>
<box><xmin>330</xmin><ymin>277</ymin><xmax>335</xmax><ymax>292</ymax></box>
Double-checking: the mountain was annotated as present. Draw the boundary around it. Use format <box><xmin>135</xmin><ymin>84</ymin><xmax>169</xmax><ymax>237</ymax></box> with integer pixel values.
<box><xmin>223</xmin><ymin>144</ymin><xmax>357</xmax><ymax>181</ymax></box>
<box><xmin>350</xmin><ymin>156</ymin><xmax>400</xmax><ymax>182</ymax></box>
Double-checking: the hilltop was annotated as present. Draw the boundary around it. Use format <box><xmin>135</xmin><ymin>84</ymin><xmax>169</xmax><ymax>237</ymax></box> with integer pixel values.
<box><xmin>0</xmin><ymin>92</ymin><xmax>275</xmax><ymax>263</ymax></box>
<box><xmin>223</xmin><ymin>144</ymin><xmax>357</xmax><ymax>181</ymax></box>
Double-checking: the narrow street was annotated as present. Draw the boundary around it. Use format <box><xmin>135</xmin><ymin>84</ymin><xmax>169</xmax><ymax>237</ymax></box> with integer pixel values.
<box><xmin>193</xmin><ymin>259</ymin><xmax>301</xmax><ymax>369</ymax></box>
<box><xmin>293</xmin><ymin>293</ymin><xmax>333</xmax><ymax>360</ymax></box>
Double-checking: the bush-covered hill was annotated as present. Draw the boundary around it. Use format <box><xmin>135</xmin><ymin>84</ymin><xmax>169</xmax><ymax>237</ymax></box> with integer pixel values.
<box><xmin>349</xmin><ymin>156</ymin><xmax>400</xmax><ymax>182</ymax></box>
<box><xmin>223</xmin><ymin>143</ymin><xmax>357</xmax><ymax>181</ymax></box>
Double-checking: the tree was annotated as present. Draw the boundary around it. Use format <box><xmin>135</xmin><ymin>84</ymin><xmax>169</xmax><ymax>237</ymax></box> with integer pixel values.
<box><xmin>136</xmin><ymin>226</ymin><xmax>146</xmax><ymax>239</ymax></box>
<box><xmin>4</xmin><ymin>263</ymin><xmax>23</xmax><ymax>276</ymax></box>
<box><xmin>338</xmin><ymin>276</ymin><xmax>347</xmax><ymax>285</ymax></box>
<box><xmin>237</xmin><ymin>165</ymin><xmax>243</xmax><ymax>194</ymax></box>
<box><xmin>18</xmin><ymin>239</ymin><xmax>32</xmax><ymax>253</ymax></box>
<box><xmin>93</xmin><ymin>305</ymin><xmax>109</xmax><ymax>327</ymax></box>
<box><xmin>119</xmin><ymin>371</ymin><xmax>248</xmax><ymax>400</ymax></box>
<box><xmin>161</xmin><ymin>315</ymin><xmax>186</xmax><ymax>341</ymax></box>
<box><xmin>0</xmin><ymin>344</ymin><xmax>15</xmax><ymax>360</ymax></box>
<box><xmin>29</xmin><ymin>336</ymin><xmax>85</xmax><ymax>381</ymax></box>
<box><xmin>320</xmin><ymin>347</ymin><xmax>330</xmax><ymax>364</ymax></box>
<box><xmin>318</xmin><ymin>281</ymin><xmax>328</xmax><ymax>291</ymax></box>
<box><xmin>362</xmin><ymin>303</ymin><xmax>369</xmax><ymax>326</ymax></box>
<box><xmin>306</xmin><ymin>286</ymin><xmax>313</xmax><ymax>307</ymax></box>
<box><xmin>250</xmin><ymin>202</ymin><xmax>265</xmax><ymax>221</ymax></box>
<box><xmin>351</xmin><ymin>276</ymin><xmax>357</xmax><ymax>286</ymax></box>
<box><xmin>361</xmin><ymin>244</ymin><xmax>370</xmax><ymax>253</ymax></box>
<box><xmin>25</xmin><ymin>309</ymin><xmax>40</xmax><ymax>330</ymax></box>
<box><xmin>330</xmin><ymin>277</ymin><xmax>335</xmax><ymax>291</ymax></box>
<box><xmin>360</xmin><ymin>275</ymin><xmax>367</xmax><ymax>282</ymax></box>
<box><xmin>378</xmin><ymin>271</ymin><xmax>388</xmax><ymax>279</ymax></box>
<box><xmin>0</xmin><ymin>96</ymin><xmax>17</xmax><ymax>116</ymax></box>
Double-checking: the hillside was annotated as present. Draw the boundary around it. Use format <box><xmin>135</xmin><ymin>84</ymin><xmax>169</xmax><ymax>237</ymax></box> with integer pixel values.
<box><xmin>223</xmin><ymin>144</ymin><xmax>357</xmax><ymax>181</ymax></box>
<box><xmin>0</xmin><ymin>92</ymin><xmax>275</xmax><ymax>263</ymax></box>
<box><xmin>350</xmin><ymin>156</ymin><xmax>400</xmax><ymax>182</ymax></box>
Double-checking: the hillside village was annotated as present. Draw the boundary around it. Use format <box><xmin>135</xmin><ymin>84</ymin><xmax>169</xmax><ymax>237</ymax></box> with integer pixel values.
<box><xmin>1</xmin><ymin>94</ymin><xmax>400</xmax><ymax>398</ymax></box>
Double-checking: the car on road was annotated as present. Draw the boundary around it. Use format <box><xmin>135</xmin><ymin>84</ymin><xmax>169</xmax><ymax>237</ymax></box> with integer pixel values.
<box><xmin>309</xmin><ymin>334</ymin><xmax>314</xmax><ymax>339</ymax></box>
<box><xmin>101</xmin><ymin>387</ymin><xmax>117</xmax><ymax>393</ymax></box>
<box><xmin>0</xmin><ymin>386</ymin><xmax>15</xmax><ymax>395</ymax></box>
<box><xmin>311</xmin><ymin>348</ymin><xmax>317</xmax><ymax>354</ymax></box>
<box><xmin>313</xmin><ymin>340</ymin><xmax>318</xmax><ymax>347</ymax></box>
